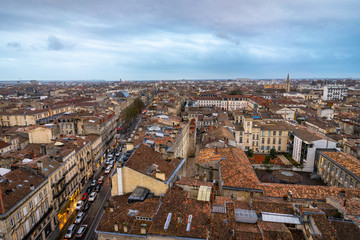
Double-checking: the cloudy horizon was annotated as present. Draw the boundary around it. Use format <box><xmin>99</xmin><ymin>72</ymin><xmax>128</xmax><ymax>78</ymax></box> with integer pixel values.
<box><xmin>1</xmin><ymin>0</ymin><xmax>360</xmax><ymax>80</ymax></box>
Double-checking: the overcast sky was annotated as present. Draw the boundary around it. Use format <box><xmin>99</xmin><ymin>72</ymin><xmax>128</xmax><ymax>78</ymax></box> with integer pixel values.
<box><xmin>1</xmin><ymin>0</ymin><xmax>360</xmax><ymax>80</ymax></box>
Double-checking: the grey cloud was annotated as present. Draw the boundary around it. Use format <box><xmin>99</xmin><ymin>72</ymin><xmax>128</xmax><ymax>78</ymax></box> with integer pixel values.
<box><xmin>47</xmin><ymin>34</ymin><xmax>64</xmax><ymax>50</ymax></box>
<box><xmin>47</xmin><ymin>34</ymin><xmax>74</xmax><ymax>51</ymax></box>
<box><xmin>215</xmin><ymin>32</ymin><xmax>239</xmax><ymax>45</ymax></box>
<box><xmin>7</xmin><ymin>41</ymin><xmax>21</xmax><ymax>48</ymax></box>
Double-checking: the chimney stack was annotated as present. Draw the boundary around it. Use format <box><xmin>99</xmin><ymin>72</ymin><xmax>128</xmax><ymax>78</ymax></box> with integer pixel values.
<box><xmin>41</xmin><ymin>144</ymin><xmax>46</xmax><ymax>155</ymax></box>
<box><xmin>37</xmin><ymin>161</ymin><xmax>43</xmax><ymax>171</ymax></box>
<box><xmin>30</xmin><ymin>184</ymin><xmax>35</xmax><ymax>191</ymax></box>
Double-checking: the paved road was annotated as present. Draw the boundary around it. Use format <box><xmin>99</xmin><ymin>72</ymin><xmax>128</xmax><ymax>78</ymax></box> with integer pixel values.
<box><xmin>59</xmin><ymin>166</ymin><xmax>112</xmax><ymax>240</ymax></box>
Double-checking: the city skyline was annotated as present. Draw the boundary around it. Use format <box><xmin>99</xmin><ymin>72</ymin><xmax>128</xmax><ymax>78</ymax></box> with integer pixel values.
<box><xmin>1</xmin><ymin>0</ymin><xmax>360</xmax><ymax>80</ymax></box>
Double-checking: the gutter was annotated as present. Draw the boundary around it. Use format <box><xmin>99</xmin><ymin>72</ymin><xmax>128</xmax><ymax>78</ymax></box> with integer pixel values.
<box><xmin>165</xmin><ymin>158</ymin><xmax>186</xmax><ymax>185</ymax></box>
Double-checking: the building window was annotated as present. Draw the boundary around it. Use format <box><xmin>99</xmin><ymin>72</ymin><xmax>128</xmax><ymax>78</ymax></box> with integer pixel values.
<box><xmin>267</xmin><ymin>138</ymin><xmax>270</xmax><ymax>144</ymax></box>
<box><xmin>23</xmin><ymin>206</ymin><xmax>27</xmax><ymax>216</ymax></box>
<box><xmin>262</xmin><ymin>138</ymin><xmax>264</xmax><ymax>144</ymax></box>
<box><xmin>268</xmin><ymin>131</ymin><xmax>271</xmax><ymax>136</ymax></box>
<box><xmin>279</xmin><ymin>131</ymin><xmax>282</xmax><ymax>136</ymax></box>
<box><xmin>39</xmin><ymin>192</ymin><xmax>42</xmax><ymax>200</ymax></box>
<box><xmin>240</xmin><ymin>137</ymin><xmax>243</xmax><ymax>143</ymax></box>
<box><xmin>278</xmin><ymin>139</ymin><xmax>281</xmax><ymax>144</ymax></box>
<box><xmin>278</xmin><ymin>146</ymin><xmax>281</xmax><ymax>151</ymax></box>
<box><xmin>10</xmin><ymin>218</ymin><xmax>15</xmax><ymax>228</ymax></box>
<box><xmin>34</xmin><ymin>197</ymin><xmax>38</xmax><ymax>205</ymax></box>
<box><xmin>273</xmin><ymin>131</ymin><xmax>276</xmax><ymax>136</ymax></box>
<box><xmin>273</xmin><ymin>139</ymin><xmax>276</xmax><ymax>144</ymax></box>
<box><xmin>17</xmin><ymin>212</ymin><xmax>21</xmax><ymax>222</ymax></box>
<box><xmin>29</xmin><ymin>201</ymin><xmax>33</xmax><ymax>210</ymax></box>
<box><xmin>31</xmin><ymin>214</ymin><xmax>35</xmax><ymax>226</ymax></box>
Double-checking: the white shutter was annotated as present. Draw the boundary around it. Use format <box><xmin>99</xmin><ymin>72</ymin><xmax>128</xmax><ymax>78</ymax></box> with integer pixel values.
<box><xmin>36</xmin><ymin>210</ymin><xmax>40</xmax><ymax>222</ymax></box>
<box><xmin>23</xmin><ymin>206</ymin><xmax>27</xmax><ymax>216</ymax></box>
<box><xmin>25</xmin><ymin>220</ymin><xmax>30</xmax><ymax>233</ymax></box>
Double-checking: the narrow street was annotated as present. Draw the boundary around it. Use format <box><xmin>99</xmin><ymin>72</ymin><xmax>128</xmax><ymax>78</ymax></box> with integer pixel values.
<box><xmin>56</xmin><ymin>98</ymin><xmax>153</xmax><ymax>240</ymax></box>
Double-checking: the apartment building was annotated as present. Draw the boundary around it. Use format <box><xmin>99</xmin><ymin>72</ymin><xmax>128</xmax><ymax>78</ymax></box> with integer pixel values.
<box><xmin>317</xmin><ymin>151</ymin><xmax>360</xmax><ymax>188</ymax></box>
<box><xmin>234</xmin><ymin>114</ymin><xmax>293</xmax><ymax>153</ymax></box>
<box><xmin>323</xmin><ymin>85</ymin><xmax>347</xmax><ymax>101</ymax></box>
<box><xmin>0</xmin><ymin>169</ymin><xmax>55</xmax><ymax>240</ymax></box>
<box><xmin>196</xmin><ymin>95</ymin><xmax>248</xmax><ymax>111</ymax></box>
<box><xmin>292</xmin><ymin>127</ymin><xmax>337</xmax><ymax>172</ymax></box>
<box><xmin>0</xmin><ymin>104</ymin><xmax>74</xmax><ymax>127</ymax></box>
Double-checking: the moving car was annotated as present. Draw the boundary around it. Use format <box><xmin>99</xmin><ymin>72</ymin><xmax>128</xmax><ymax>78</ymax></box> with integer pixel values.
<box><xmin>74</xmin><ymin>212</ymin><xmax>85</xmax><ymax>224</ymax></box>
<box><xmin>90</xmin><ymin>180</ymin><xmax>97</xmax><ymax>187</ymax></box>
<box><xmin>64</xmin><ymin>224</ymin><xmax>76</xmax><ymax>238</ymax></box>
<box><xmin>75</xmin><ymin>225</ymin><xmax>88</xmax><ymax>238</ymax></box>
<box><xmin>95</xmin><ymin>184</ymin><xmax>101</xmax><ymax>192</ymax></box>
<box><xmin>75</xmin><ymin>200</ymin><xmax>84</xmax><ymax>211</ymax></box>
<box><xmin>104</xmin><ymin>166</ymin><xmax>111</xmax><ymax>174</ymax></box>
<box><xmin>98</xmin><ymin>176</ymin><xmax>104</xmax><ymax>184</ymax></box>
<box><xmin>86</xmin><ymin>186</ymin><xmax>92</xmax><ymax>194</ymax></box>
<box><xmin>81</xmin><ymin>193</ymin><xmax>88</xmax><ymax>201</ymax></box>
<box><xmin>88</xmin><ymin>192</ymin><xmax>97</xmax><ymax>202</ymax></box>
<box><xmin>83</xmin><ymin>201</ymin><xmax>90</xmax><ymax>211</ymax></box>
<box><xmin>116</xmin><ymin>152</ymin><xmax>121</xmax><ymax>157</ymax></box>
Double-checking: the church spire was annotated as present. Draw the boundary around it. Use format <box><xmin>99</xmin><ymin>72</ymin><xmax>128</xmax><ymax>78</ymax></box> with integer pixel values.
<box><xmin>286</xmin><ymin>73</ymin><xmax>290</xmax><ymax>92</ymax></box>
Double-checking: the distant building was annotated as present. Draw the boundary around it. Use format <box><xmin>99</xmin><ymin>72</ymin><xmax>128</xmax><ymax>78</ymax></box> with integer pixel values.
<box><xmin>263</xmin><ymin>83</ymin><xmax>286</xmax><ymax>90</ymax></box>
<box><xmin>323</xmin><ymin>85</ymin><xmax>347</xmax><ymax>101</ymax></box>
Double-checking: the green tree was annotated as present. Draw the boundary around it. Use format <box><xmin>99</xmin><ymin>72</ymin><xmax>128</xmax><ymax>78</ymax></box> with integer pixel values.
<box><xmin>270</xmin><ymin>148</ymin><xmax>277</xmax><ymax>159</ymax></box>
<box><xmin>229</xmin><ymin>88</ymin><xmax>243</xmax><ymax>95</ymax></box>
<box><xmin>247</xmin><ymin>148</ymin><xmax>254</xmax><ymax>158</ymax></box>
<box><xmin>123</xmin><ymin>98</ymin><xmax>145</xmax><ymax>122</ymax></box>
<box><xmin>263</xmin><ymin>155</ymin><xmax>271</xmax><ymax>164</ymax></box>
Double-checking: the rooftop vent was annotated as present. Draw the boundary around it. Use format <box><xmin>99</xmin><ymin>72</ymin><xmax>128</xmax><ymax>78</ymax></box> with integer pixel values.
<box><xmin>128</xmin><ymin>209</ymin><xmax>139</xmax><ymax>217</ymax></box>
<box><xmin>186</xmin><ymin>215</ymin><xmax>193</xmax><ymax>232</ymax></box>
<box><xmin>164</xmin><ymin>213</ymin><xmax>172</xmax><ymax>230</ymax></box>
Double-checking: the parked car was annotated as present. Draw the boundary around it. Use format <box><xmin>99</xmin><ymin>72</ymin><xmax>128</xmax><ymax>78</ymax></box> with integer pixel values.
<box><xmin>75</xmin><ymin>200</ymin><xmax>84</xmax><ymax>211</ymax></box>
<box><xmin>83</xmin><ymin>201</ymin><xmax>90</xmax><ymax>211</ymax></box>
<box><xmin>64</xmin><ymin>224</ymin><xmax>76</xmax><ymax>239</ymax></box>
<box><xmin>86</xmin><ymin>186</ymin><xmax>92</xmax><ymax>194</ymax></box>
<box><xmin>105</xmin><ymin>166</ymin><xmax>111</xmax><ymax>174</ymax></box>
<box><xmin>90</xmin><ymin>180</ymin><xmax>97</xmax><ymax>187</ymax></box>
<box><xmin>75</xmin><ymin>225</ymin><xmax>88</xmax><ymax>238</ymax></box>
<box><xmin>74</xmin><ymin>212</ymin><xmax>85</xmax><ymax>224</ymax></box>
<box><xmin>88</xmin><ymin>192</ymin><xmax>97</xmax><ymax>202</ymax></box>
<box><xmin>108</xmin><ymin>154</ymin><xmax>113</xmax><ymax>158</ymax></box>
<box><xmin>116</xmin><ymin>152</ymin><xmax>121</xmax><ymax>157</ymax></box>
<box><xmin>81</xmin><ymin>193</ymin><xmax>88</xmax><ymax>201</ymax></box>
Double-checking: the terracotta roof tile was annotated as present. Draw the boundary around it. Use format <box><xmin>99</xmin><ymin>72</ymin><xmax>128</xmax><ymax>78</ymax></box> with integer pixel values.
<box><xmin>148</xmin><ymin>189</ymin><xmax>210</xmax><ymax>239</ymax></box>
<box><xmin>0</xmin><ymin>168</ymin><xmax>45</xmax><ymax>213</ymax></box>
<box><xmin>125</xmin><ymin>144</ymin><xmax>182</xmax><ymax>181</ymax></box>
